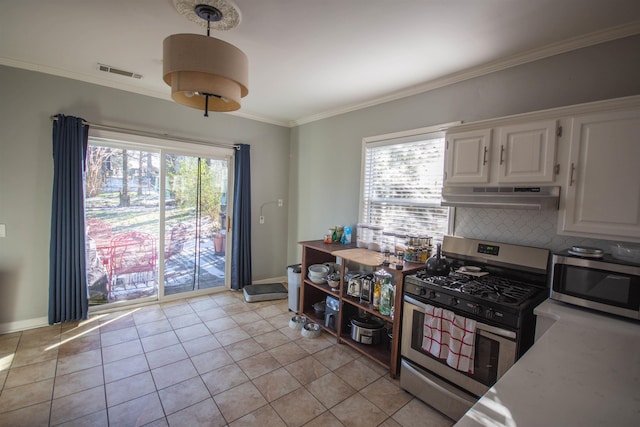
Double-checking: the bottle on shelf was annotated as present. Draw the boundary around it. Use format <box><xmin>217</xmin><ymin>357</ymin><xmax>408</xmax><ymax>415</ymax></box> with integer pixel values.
<box><xmin>373</xmin><ymin>281</ymin><xmax>381</xmax><ymax>310</ymax></box>
<box><xmin>379</xmin><ymin>277</ymin><xmax>394</xmax><ymax>316</ymax></box>
<box><xmin>374</xmin><ymin>269</ymin><xmax>392</xmax><ymax>312</ymax></box>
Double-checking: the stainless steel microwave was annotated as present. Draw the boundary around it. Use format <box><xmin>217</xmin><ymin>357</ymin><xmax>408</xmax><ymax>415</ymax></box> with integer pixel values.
<box><xmin>549</xmin><ymin>250</ymin><xmax>640</xmax><ymax>320</ymax></box>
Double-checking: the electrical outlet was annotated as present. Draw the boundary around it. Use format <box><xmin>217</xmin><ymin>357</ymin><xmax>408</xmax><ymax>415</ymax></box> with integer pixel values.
<box><xmin>0</xmin><ymin>224</ymin><xmax>5</xmax><ymax>238</ymax></box>
<box><xmin>278</xmin><ymin>199</ymin><xmax>283</xmax><ymax>207</ymax></box>
<box><xmin>259</xmin><ymin>216</ymin><xmax>265</xmax><ymax>224</ymax></box>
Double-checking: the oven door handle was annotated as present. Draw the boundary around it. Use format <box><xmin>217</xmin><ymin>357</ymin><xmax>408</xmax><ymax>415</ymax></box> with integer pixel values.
<box><xmin>403</xmin><ymin>295</ymin><xmax>516</xmax><ymax>340</ymax></box>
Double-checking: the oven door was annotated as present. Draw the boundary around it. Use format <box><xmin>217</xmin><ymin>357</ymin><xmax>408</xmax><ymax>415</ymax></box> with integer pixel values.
<box><xmin>401</xmin><ymin>295</ymin><xmax>517</xmax><ymax>398</ymax></box>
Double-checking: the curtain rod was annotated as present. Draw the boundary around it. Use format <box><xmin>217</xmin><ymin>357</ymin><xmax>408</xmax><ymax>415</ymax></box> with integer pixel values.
<box><xmin>50</xmin><ymin>116</ymin><xmax>240</xmax><ymax>150</ymax></box>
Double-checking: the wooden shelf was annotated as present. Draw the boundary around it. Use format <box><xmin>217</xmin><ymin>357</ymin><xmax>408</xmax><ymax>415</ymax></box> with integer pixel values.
<box><xmin>299</xmin><ymin>239</ymin><xmax>424</xmax><ymax>377</ymax></box>
<box><xmin>341</xmin><ymin>294</ymin><xmax>393</xmax><ymax>322</ymax></box>
<box><xmin>339</xmin><ymin>334</ymin><xmax>391</xmax><ymax>369</ymax></box>
<box><xmin>303</xmin><ymin>279</ymin><xmax>341</xmax><ymax>296</ymax></box>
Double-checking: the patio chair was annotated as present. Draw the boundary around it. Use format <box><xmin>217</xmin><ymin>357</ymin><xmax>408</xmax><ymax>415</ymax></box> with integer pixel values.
<box><xmin>108</xmin><ymin>231</ymin><xmax>157</xmax><ymax>299</ymax></box>
<box><xmin>86</xmin><ymin>218</ymin><xmax>113</xmax><ymax>259</ymax></box>
<box><xmin>165</xmin><ymin>222</ymin><xmax>189</xmax><ymax>260</ymax></box>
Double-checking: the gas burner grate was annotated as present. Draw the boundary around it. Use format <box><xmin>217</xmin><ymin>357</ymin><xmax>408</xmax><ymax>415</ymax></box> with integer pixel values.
<box><xmin>410</xmin><ymin>269</ymin><xmax>539</xmax><ymax>306</ymax></box>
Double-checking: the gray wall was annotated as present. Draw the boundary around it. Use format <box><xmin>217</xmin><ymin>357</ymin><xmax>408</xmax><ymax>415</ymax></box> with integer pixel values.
<box><xmin>288</xmin><ymin>35</ymin><xmax>640</xmax><ymax>263</ymax></box>
<box><xmin>0</xmin><ymin>66</ymin><xmax>290</xmax><ymax>328</ymax></box>
<box><xmin>2</xmin><ymin>34</ymin><xmax>640</xmax><ymax>329</ymax></box>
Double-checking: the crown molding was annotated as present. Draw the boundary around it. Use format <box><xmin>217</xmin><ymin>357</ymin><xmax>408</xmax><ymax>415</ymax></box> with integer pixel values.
<box><xmin>0</xmin><ymin>58</ymin><xmax>291</xmax><ymax>127</ymax></box>
<box><xmin>2</xmin><ymin>20</ymin><xmax>639</xmax><ymax>128</ymax></box>
<box><xmin>291</xmin><ymin>20</ymin><xmax>640</xmax><ymax>127</ymax></box>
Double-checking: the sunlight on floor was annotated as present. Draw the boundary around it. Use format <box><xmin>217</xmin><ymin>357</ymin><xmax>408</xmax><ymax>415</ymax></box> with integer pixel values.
<box><xmin>0</xmin><ymin>354</ymin><xmax>13</xmax><ymax>372</ymax></box>
<box><xmin>45</xmin><ymin>309</ymin><xmax>141</xmax><ymax>352</ymax></box>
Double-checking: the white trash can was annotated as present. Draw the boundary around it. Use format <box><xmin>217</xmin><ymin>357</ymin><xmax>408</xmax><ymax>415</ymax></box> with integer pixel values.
<box><xmin>287</xmin><ymin>264</ymin><xmax>302</xmax><ymax>313</ymax></box>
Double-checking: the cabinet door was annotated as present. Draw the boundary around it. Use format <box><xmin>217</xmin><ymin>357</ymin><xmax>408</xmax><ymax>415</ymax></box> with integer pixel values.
<box><xmin>497</xmin><ymin>120</ymin><xmax>558</xmax><ymax>183</ymax></box>
<box><xmin>445</xmin><ymin>129</ymin><xmax>492</xmax><ymax>184</ymax></box>
<box><xmin>561</xmin><ymin>109</ymin><xmax>640</xmax><ymax>240</ymax></box>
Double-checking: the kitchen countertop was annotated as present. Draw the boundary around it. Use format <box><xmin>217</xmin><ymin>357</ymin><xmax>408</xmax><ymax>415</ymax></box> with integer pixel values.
<box><xmin>454</xmin><ymin>299</ymin><xmax>640</xmax><ymax>427</ymax></box>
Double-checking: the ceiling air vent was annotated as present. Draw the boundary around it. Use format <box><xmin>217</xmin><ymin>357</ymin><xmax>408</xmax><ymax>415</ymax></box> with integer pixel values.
<box><xmin>98</xmin><ymin>63</ymin><xmax>142</xmax><ymax>79</ymax></box>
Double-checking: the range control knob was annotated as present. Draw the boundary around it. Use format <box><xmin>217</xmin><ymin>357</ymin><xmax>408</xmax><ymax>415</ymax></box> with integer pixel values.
<box><xmin>428</xmin><ymin>290</ymin><xmax>437</xmax><ymax>299</ymax></box>
<box><xmin>473</xmin><ymin>304</ymin><xmax>482</xmax><ymax>315</ymax></box>
<box><xmin>449</xmin><ymin>297</ymin><xmax>459</xmax><ymax>306</ymax></box>
<box><xmin>486</xmin><ymin>308</ymin><xmax>495</xmax><ymax>319</ymax></box>
<box><xmin>418</xmin><ymin>288</ymin><xmax>427</xmax><ymax>296</ymax></box>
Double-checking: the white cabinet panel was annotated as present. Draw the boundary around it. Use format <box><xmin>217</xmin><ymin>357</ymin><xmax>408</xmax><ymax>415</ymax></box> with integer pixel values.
<box><xmin>444</xmin><ymin>129</ymin><xmax>491</xmax><ymax>184</ymax></box>
<box><xmin>560</xmin><ymin>109</ymin><xmax>640</xmax><ymax>240</ymax></box>
<box><xmin>497</xmin><ymin>120</ymin><xmax>557</xmax><ymax>183</ymax></box>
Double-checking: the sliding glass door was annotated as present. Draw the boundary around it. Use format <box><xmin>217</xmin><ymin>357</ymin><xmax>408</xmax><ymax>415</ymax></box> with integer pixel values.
<box><xmin>85</xmin><ymin>134</ymin><xmax>232</xmax><ymax>307</ymax></box>
<box><xmin>163</xmin><ymin>154</ymin><xmax>228</xmax><ymax>296</ymax></box>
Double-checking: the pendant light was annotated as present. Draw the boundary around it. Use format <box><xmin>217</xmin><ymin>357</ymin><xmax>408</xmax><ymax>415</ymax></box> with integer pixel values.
<box><xmin>163</xmin><ymin>0</ymin><xmax>248</xmax><ymax>116</ymax></box>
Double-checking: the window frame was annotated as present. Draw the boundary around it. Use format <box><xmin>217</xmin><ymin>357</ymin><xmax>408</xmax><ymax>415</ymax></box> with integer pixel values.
<box><xmin>86</xmin><ymin>128</ymin><xmax>235</xmax><ymax>309</ymax></box>
<box><xmin>359</xmin><ymin>123</ymin><xmax>459</xmax><ymax>244</ymax></box>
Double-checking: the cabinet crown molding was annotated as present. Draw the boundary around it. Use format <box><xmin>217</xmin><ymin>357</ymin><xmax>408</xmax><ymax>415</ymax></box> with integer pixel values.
<box><xmin>449</xmin><ymin>95</ymin><xmax>640</xmax><ymax>133</ymax></box>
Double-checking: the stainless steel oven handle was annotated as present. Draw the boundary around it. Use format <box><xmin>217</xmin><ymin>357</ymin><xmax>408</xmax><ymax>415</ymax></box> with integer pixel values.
<box><xmin>403</xmin><ymin>295</ymin><xmax>516</xmax><ymax>340</ymax></box>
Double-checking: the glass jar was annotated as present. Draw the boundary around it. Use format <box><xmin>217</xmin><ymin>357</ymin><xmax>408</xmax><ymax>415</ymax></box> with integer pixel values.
<box><xmin>382</xmin><ymin>230</ymin><xmax>396</xmax><ymax>264</ymax></box>
<box><xmin>368</xmin><ymin>225</ymin><xmax>383</xmax><ymax>252</ymax></box>
<box><xmin>356</xmin><ymin>223</ymin><xmax>370</xmax><ymax>248</ymax></box>
<box><xmin>403</xmin><ymin>233</ymin><xmax>416</xmax><ymax>262</ymax></box>
<box><xmin>394</xmin><ymin>232</ymin><xmax>406</xmax><ymax>254</ymax></box>
<box><xmin>382</xmin><ymin>230</ymin><xmax>395</xmax><ymax>254</ymax></box>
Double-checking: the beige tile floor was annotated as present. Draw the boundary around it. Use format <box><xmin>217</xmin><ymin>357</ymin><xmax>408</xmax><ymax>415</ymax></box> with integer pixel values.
<box><xmin>0</xmin><ymin>291</ymin><xmax>455</xmax><ymax>427</ymax></box>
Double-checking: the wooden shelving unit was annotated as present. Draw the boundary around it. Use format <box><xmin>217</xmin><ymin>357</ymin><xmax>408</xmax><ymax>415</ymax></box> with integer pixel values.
<box><xmin>299</xmin><ymin>240</ymin><xmax>423</xmax><ymax>377</ymax></box>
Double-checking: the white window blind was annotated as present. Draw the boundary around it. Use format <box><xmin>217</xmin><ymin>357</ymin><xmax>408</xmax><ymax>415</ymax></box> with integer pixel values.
<box><xmin>361</xmin><ymin>131</ymin><xmax>450</xmax><ymax>244</ymax></box>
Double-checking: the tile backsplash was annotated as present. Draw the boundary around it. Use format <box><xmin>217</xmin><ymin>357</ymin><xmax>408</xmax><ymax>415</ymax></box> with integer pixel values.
<box><xmin>454</xmin><ymin>208</ymin><xmax>617</xmax><ymax>252</ymax></box>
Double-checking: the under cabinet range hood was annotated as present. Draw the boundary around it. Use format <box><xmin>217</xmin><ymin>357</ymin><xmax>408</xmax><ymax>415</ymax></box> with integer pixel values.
<box><xmin>441</xmin><ymin>186</ymin><xmax>560</xmax><ymax>210</ymax></box>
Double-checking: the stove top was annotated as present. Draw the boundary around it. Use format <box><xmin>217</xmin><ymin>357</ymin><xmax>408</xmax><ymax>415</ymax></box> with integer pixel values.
<box><xmin>405</xmin><ymin>269</ymin><xmax>547</xmax><ymax>329</ymax></box>
<box><xmin>403</xmin><ymin>236</ymin><xmax>551</xmax><ymax>329</ymax></box>
<box><xmin>410</xmin><ymin>270</ymin><xmax>540</xmax><ymax>306</ymax></box>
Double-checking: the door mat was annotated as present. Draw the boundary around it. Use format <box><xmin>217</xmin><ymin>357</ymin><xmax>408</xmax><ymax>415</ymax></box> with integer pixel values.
<box><xmin>243</xmin><ymin>283</ymin><xmax>288</xmax><ymax>303</ymax></box>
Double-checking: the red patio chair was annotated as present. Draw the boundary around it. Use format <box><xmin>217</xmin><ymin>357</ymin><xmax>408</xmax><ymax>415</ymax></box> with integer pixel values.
<box><xmin>108</xmin><ymin>231</ymin><xmax>157</xmax><ymax>299</ymax></box>
<box><xmin>165</xmin><ymin>222</ymin><xmax>189</xmax><ymax>260</ymax></box>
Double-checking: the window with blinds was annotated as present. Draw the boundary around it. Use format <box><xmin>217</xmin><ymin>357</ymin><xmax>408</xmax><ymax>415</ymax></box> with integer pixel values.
<box><xmin>361</xmin><ymin>130</ymin><xmax>450</xmax><ymax>244</ymax></box>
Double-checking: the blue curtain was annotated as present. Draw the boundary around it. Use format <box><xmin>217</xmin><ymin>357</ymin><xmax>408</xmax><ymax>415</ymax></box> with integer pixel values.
<box><xmin>49</xmin><ymin>114</ymin><xmax>89</xmax><ymax>324</ymax></box>
<box><xmin>230</xmin><ymin>144</ymin><xmax>252</xmax><ymax>290</ymax></box>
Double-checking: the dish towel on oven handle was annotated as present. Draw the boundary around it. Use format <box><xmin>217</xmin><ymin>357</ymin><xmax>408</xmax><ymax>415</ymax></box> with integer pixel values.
<box><xmin>421</xmin><ymin>304</ymin><xmax>477</xmax><ymax>374</ymax></box>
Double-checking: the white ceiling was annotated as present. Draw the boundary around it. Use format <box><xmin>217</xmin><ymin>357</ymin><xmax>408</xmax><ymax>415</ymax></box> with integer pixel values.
<box><xmin>2</xmin><ymin>1</ymin><xmax>640</xmax><ymax>127</ymax></box>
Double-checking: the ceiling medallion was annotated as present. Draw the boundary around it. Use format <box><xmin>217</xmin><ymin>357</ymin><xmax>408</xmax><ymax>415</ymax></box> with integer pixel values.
<box><xmin>163</xmin><ymin>0</ymin><xmax>248</xmax><ymax>116</ymax></box>
<box><xmin>173</xmin><ymin>0</ymin><xmax>241</xmax><ymax>31</ymax></box>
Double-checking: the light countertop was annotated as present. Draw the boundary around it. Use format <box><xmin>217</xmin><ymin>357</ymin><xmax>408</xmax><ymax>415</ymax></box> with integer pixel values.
<box><xmin>454</xmin><ymin>299</ymin><xmax>640</xmax><ymax>427</ymax></box>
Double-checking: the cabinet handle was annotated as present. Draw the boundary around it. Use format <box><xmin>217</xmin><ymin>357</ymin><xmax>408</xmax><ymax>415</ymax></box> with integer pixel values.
<box><xmin>499</xmin><ymin>145</ymin><xmax>505</xmax><ymax>165</ymax></box>
<box><xmin>569</xmin><ymin>163</ymin><xmax>576</xmax><ymax>186</ymax></box>
<box><xmin>483</xmin><ymin>146</ymin><xmax>488</xmax><ymax>165</ymax></box>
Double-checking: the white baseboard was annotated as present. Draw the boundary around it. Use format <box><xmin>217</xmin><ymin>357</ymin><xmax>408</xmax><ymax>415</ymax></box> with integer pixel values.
<box><xmin>0</xmin><ymin>316</ymin><xmax>49</xmax><ymax>335</ymax></box>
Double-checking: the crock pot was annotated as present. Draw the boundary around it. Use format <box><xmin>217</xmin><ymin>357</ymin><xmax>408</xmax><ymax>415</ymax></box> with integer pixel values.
<box><xmin>350</xmin><ymin>316</ymin><xmax>385</xmax><ymax>345</ymax></box>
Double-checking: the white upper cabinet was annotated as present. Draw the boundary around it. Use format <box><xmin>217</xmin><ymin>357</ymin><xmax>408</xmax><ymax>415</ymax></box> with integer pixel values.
<box><xmin>445</xmin><ymin>121</ymin><xmax>558</xmax><ymax>186</ymax></box>
<box><xmin>559</xmin><ymin>108</ymin><xmax>640</xmax><ymax>241</ymax></box>
<box><xmin>444</xmin><ymin>129</ymin><xmax>492</xmax><ymax>184</ymax></box>
<box><xmin>497</xmin><ymin>120</ymin><xmax>558</xmax><ymax>183</ymax></box>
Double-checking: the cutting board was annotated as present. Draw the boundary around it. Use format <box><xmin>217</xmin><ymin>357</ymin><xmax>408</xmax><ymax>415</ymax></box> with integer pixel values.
<box><xmin>331</xmin><ymin>248</ymin><xmax>384</xmax><ymax>267</ymax></box>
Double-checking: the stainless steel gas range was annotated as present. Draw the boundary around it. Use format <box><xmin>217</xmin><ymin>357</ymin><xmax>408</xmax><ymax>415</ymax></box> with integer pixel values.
<box><xmin>400</xmin><ymin>236</ymin><xmax>550</xmax><ymax>420</ymax></box>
